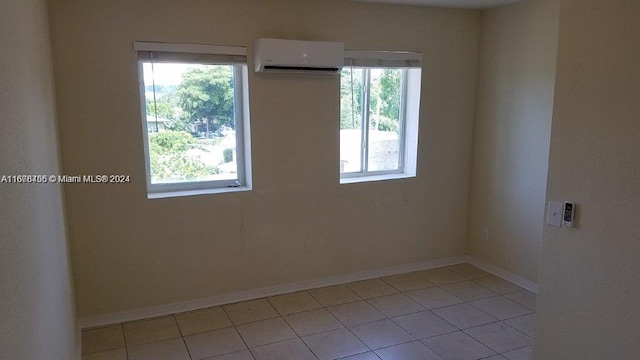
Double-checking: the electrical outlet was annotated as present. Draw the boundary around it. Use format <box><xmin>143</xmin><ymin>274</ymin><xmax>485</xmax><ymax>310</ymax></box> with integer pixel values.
<box><xmin>305</xmin><ymin>239</ymin><xmax>313</xmax><ymax>253</ymax></box>
<box><xmin>481</xmin><ymin>227</ymin><xmax>489</xmax><ymax>241</ymax></box>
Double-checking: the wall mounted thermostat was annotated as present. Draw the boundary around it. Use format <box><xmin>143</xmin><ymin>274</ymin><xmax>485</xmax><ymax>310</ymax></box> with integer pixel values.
<box><xmin>563</xmin><ymin>202</ymin><xmax>575</xmax><ymax>227</ymax></box>
<box><xmin>547</xmin><ymin>201</ymin><xmax>564</xmax><ymax>227</ymax></box>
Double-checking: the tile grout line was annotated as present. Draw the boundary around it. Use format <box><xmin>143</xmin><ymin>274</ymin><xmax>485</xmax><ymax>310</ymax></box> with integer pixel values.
<box><xmin>121</xmin><ymin>323</ymin><xmax>130</xmax><ymax>360</ymax></box>
<box><xmin>500</xmin><ymin>343</ymin><xmax>533</xmax><ymax>358</ymax></box>
<box><xmin>464</xmin><ymin>296</ymin><xmax>535</xmax><ymax>322</ymax></box>
<box><xmin>395</xmin><ymin>276</ymin><xmax>534</xmax><ymax>359</ymax></box>
<box><xmin>462</xmin><ymin>320</ymin><xmax>533</xmax><ymax>356</ymax></box>
<box><xmin>306</xmin><ymin>285</ymin><xmax>398</xmax><ymax>359</ymax></box>
<box><xmin>347</xmin><ymin>319</ymin><xmax>416</xmax><ymax>355</ymax></box>
<box><xmin>501</xmin><ymin>319</ymin><xmax>535</xmax><ymax>340</ymax></box>
<box><xmin>457</xmin><ymin>328</ymin><xmax>503</xmax><ymax>357</ymax></box>
<box><xmin>172</xmin><ymin>315</ymin><xmax>195</xmax><ymax>360</ymax></box>
<box><xmin>83</xmin><ymin>264</ymin><xmax>535</xmax><ymax>360</ymax></box>
<box><xmin>274</xmin><ymin>297</ymin><xmax>338</xmax><ymax>359</ymax></box>
<box><xmin>306</xmin><ymin>284</ymin><xmax>364</xmax><ymax>308</ymax></box>
<box><xmin>219</xmin><ymin>304</ymin><xmax>253</xmax><ymax>358</ymax></box>
<box><xmin>419</xmin><ymin>335</ymin><xmax>456</xmax><ymax>360</ymax></box>
<box><xmin>285</xmin><ymin>299</ymin><xmax>323</xmax><ymax>360</ymax></box>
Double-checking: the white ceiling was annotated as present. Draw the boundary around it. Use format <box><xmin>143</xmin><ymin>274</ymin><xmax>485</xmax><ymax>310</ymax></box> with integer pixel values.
<box><xmin>346</xmin><ymin>0</ymin><xmax>524</xmax><ymax>9</ymax></box>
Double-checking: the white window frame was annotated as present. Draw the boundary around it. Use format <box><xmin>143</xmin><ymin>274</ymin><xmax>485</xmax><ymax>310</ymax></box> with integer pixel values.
<box><xmin>134</xmin><ymin>42</ymin><xmax>252</xmax><ymax>198</ymax></box>
<box><xmin>340</xmin><ymin>50</ymin><xmax>422</xmax><ymax>184</ymax></box>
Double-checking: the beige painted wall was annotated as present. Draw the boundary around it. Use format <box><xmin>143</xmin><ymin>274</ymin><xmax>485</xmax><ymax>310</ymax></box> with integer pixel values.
<box><xmin>467</xmin><ymin>0</ymin><xmax>560</xmax><ymax>283</ymax></box>
<box><xmin>534</xmin><ymin>1</ymin><xmax>640</xmax><ymax>358</ymax></box>
<box><xmin>48</xmin><ymin>0</ymin><xmax>481</xmax><ymax>317</ymax></box>
<box><xmin>0</xmin><ymin>0</ymin><xmax>79</xmax><ymax>359</ymax></box>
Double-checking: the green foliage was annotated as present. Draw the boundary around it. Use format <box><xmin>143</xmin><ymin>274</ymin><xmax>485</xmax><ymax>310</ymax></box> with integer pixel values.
<box><xmin>146</xmin><ymin>99</ymin><xmax>175</xmax><ymax>121</ymax></box>
<box><xmin>340</xmin><ymin>68</ymin><xmax>363</xmax><ymax>130</ymax></box>
<box><xmin>150</xmin><ymin>152</ymin><xmax>219</xmax><ymax>182</ymax></box>
<box><xmin>340</xmin><ymin>68</ymin><xmax>403</xmax><ymax>134</ymax></box>
<box><xmin>379</xmin><ymin>69</ymin><xmax>402</xmax><ymax>121</ymax></box>
<box><xmin>149</xmin><ymin>131</ymin><xmax>195</xmax><ymax>154</ymax></box>
<box><xmin>148</xmin><ymin>131</ymin><xmax>218</xmax><ymax>181</ymax></box>
<box><xmin>178</xmin><ymin>66</ymin><xmax>235</xmax><ymax>135</ymax></box>
<box><xmin>144</xmin><ymin>64</ymin><xmax>237</xmax><ymax>182</ymax></box>
<box><xmin>376</xmin><ymin>115</ymin><xmax>400</xmax><ymax>133</ymax></box>
<box><xmin>222</xmin><ymin>148</ymin><xmax>233</xmax><ymax>163</ymax></box>
<box><xmin>145</xmin><ymin>88</ymin><xmax>195</xmax><ymax>132</ymax></box>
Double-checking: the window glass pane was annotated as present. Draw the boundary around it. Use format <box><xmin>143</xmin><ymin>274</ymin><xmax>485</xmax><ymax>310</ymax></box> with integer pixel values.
<box><xmin>367</xmin><ymin>68</ymin><xmax>402</xmax><ymax>172</ymax></box>
<box><xmin>142</xmin><ymin>62</ymin><xmax>238</xmax><ymax>184</ymax></box>
<box><xmin>340</xmin><ymin>67</ymin><xmax>364</xmax><ymax>173</ymax></box>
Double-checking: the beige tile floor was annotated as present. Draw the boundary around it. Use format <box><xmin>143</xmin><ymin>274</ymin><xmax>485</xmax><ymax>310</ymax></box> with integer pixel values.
<box><xmin>81</xmin><ymin>264</ymin><xmax>536</xmax><ymax>360</ymax></box>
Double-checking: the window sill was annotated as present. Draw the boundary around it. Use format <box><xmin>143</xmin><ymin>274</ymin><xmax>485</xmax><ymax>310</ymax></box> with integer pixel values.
<box><xmin>147</xmin><ymin>185</ymin><xmax>251</xmax><ymax>199</ymax></box>
<box><xmin>340</xmin><ymin>172</ymin><xmax>415</xmax><ymax>185</ymax></box>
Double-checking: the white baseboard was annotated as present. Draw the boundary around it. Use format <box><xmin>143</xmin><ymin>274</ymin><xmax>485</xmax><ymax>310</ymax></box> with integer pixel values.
<box><xmin>466</xmin><ymin>256</ymin><xmax>538</xmax><ymax>293</ymax></box>
<box><xmin>79</xmin><ymin>255</ymin><xmax>468</xmax><ymax>329</ymax></box>
<box><xmin>79</xmin><ymin>255</ymin><xmax>539</xmax><ymax>329</ymax></box>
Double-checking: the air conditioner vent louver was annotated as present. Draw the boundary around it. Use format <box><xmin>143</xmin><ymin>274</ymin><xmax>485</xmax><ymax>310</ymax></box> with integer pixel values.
<box><xmin>263</xmin><ymin>65</ymin><xmax>341</xmax><ymax>73</ymax></box>
<box><xmin>254</xmin><ymin>38</ymin><xmax>344</xmax><ymax>75</ymax></box>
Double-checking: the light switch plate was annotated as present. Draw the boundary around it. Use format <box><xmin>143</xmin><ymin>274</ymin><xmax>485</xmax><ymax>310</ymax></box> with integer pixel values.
<box><xmin>547</xmin><ymin>202</ymin><xmax>563</xmax><ymax>227</ymax></box>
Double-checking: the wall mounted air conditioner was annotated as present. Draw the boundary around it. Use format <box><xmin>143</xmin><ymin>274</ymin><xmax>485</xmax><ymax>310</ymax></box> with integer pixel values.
<box><xmin>254</xmin><ymin>38</ymin><xmax>344</xmax><ymax>74</ymax></box>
